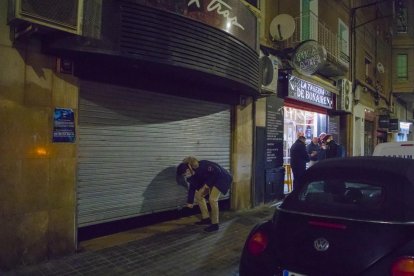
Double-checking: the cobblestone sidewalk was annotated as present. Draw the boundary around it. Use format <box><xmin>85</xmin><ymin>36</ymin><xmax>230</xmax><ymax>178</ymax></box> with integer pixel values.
<box><xmin>3</xmin><ymin>204</ymin><xmax>276</xmax><ymax>276</ymax></box>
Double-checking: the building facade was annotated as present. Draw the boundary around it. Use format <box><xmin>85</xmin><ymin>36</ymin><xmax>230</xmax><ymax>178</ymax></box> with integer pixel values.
<box><xmin>257</xmin><ymin>0</ymin><xmax>351</xmax><ymax>168</ymax></box>
<box><xmin>1</xmin><ymin>0</ymin><xmax>414</xmax><ymax>270</ymax></box>
<box><xmin>256</xmin><ymin>0</ymin><xmax>404</xmax><ymax>161</ymax></box>
<box><xmin>0</xmin><ymin>0</ymin><xmax>260</xmax><ymax>269</ymax></box>
<box><xmin>391</xmin><ymin>0</ymin><xmax>414</xmax><ymax>141</ymax></box>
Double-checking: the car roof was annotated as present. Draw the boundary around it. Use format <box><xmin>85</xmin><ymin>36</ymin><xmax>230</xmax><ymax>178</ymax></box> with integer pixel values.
<box><xmin>308</xmin><ymin>156</ymin><xmax>414</xmax><ymax>182</ymax></box>
<box><xmin>373</xmin><ymin>141</ymin><xmax>414</xmax><ymax>158</ymax></box>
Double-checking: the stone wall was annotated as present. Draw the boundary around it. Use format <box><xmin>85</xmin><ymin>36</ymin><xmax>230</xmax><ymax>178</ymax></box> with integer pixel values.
<box><xmin>0</xmin><ymin>0</ymin><xmax>77</xmax><ymax>269</ymax></box>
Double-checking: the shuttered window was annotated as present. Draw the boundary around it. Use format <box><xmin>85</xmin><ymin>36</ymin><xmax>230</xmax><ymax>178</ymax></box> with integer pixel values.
<box><xmin>397</xmin><ymin>54</ymin><xmax>408</xmax><ymax>81</ymax></box>
<box><xmin>77</xmin><ymin>81</ymin><xmax>231</xmax><ymax>227</ymax></box>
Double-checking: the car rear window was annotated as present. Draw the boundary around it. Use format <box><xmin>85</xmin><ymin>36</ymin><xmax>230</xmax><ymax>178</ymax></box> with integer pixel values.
<box><xmin>284</xmin><ymin>178</ymin><xmax>387</xmax><ymax>220</ymax></box>
<box><xmin>300</xmin><ymin>180</ymin><xmax>383</xmax><ymax>207</ymax></box>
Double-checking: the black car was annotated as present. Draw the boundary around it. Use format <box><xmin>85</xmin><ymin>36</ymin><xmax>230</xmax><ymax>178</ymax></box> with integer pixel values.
<box><xmin>239</xmin><ymin>157</ymin><xmax>414</xmax><ymax>276</ymax></box>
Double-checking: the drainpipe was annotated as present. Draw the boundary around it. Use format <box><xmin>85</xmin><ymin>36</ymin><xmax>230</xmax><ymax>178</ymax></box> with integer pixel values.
<box><xmin>350</xmin><ymin>0</ymin><xmax>392</xmax><ymax>154</ymax></box>
<box><xmin>351</xmin><ymin>0</ymin><xmax>390</xmax><ymax>94</ymax></box>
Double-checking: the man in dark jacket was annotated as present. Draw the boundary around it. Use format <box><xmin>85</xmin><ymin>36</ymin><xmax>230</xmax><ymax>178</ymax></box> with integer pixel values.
<box><xmin>290</xmin><ymin>136</ymin><xmax>310</xmax><ymax>190</ymax></box>
<box><xmin>176</xmin><ymin>157</ymin><xmax>232</xmax><ymax>232</ymax></box>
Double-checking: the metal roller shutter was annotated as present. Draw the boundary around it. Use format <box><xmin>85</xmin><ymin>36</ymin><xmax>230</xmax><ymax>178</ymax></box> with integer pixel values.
<box><xmin>77</xmin><ymin>81</ymin><xmax>231</xmax><ymax>227</ymax></box>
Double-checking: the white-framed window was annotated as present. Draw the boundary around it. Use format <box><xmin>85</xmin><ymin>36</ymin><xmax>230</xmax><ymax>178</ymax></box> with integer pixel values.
<box><xmin>300</xmin><ymin>0</ymin><xmax>318</xmax><ymax>41</ymax></box>
<box><xmin>338</xmin><ymin>19</ymin><xmax>350</xmax><ymax>64</ymax></box>
<box><xmin>397</xmin><ymin>54</ymin><xmax>408</xmax><ymax>81</ymax></box>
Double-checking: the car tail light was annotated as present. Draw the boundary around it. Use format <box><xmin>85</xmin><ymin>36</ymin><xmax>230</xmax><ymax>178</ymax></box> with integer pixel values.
<box><xmin>247</xmin><ymin>231</ymin><xmax>269</xmax><ymax>256</ymax></box>
<box><xmin>391</xmin><ymin>256</ymin><xmax>414</xmax><ymax>276</ymax></box>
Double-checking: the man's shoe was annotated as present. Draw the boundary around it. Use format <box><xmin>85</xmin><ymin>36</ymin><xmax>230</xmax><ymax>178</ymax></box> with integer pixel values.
<box><xmin>204</xmin><ymin>224</ymin><xmax>219</xmax><ymax>232</ymax></box>
<box><xmin>195</xmin><ymin>218</ymin><xmax>211</xmax><ymax>225</ymax></box>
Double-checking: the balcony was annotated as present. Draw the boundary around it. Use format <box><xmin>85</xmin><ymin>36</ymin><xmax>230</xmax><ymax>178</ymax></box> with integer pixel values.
<box><xmin>276</xmin><ymin>13</ymin><xmax>349</xmax><ymax>78</ymax></box>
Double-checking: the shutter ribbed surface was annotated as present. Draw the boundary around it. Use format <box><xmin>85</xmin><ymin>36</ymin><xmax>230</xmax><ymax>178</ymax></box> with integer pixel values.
<box><xmin>118</xmin><ymin>1</ymin><xmax>259</xmax><ymax>92</ymax></box>
<box><xmin>77</xmin><ymin>81</ymin><xmax>231</xmax><ymax>226</ymax></box>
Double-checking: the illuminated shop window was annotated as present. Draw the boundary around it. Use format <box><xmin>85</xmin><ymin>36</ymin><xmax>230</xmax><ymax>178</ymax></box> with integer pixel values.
<box><xmin>283</xmin><ymin>107</ymin><xmax>327</xmax><ymax>164</ymax></box>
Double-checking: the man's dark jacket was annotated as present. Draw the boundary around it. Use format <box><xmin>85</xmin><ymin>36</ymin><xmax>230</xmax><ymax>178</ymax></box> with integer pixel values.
<box><xmin>307</xmin><ymin>142</ymin><xmax>320</xmax><ymax>161</ymax></box>
<box><xmin>290</xmin><ymin>139</ymin><xmax>310</xmax><ymax>187</ymax></box>
<box><xmin>186</xmin><ymin>160</ymin><xmax>232</xmax><ymax>204</ymax></box>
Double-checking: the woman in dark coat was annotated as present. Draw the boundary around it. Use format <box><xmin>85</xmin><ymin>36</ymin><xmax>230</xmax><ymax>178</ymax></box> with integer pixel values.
<box><xmin>323</xmin><ymin>134</ymin><xmax>339</xmax><ymax>159</ymax></box>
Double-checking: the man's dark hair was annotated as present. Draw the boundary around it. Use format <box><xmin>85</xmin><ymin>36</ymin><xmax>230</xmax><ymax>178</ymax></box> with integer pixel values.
<box><xmin>176</xmin><ymin>163</ymin><xmax>189</xmax><ymax>176</ymax></box>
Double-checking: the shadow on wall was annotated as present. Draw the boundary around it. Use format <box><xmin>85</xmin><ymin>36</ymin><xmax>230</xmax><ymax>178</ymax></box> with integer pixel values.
<box><xmin>77</xmin><ymin>165</ymin><xmax>194</xmax><ymax>242</ymax></box>
<box><xmin>141</xmin><ymin>166</ymin><xmax>189</xmax><ymax>214</ymax></box>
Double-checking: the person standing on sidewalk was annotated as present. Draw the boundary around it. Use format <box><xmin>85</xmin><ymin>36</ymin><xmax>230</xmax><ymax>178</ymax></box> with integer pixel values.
<box><xmin>290</xmin><ymin>136</ymin><xmax>310</xmax><ymax>190</ymax></box>
<box><xmin>176</xmin><ymin>156</ymin><xmax>232</xmax><ymax>232</ymax></box>
<box><xmin>306</xmin><ymin>137</ymin><xmax>320</xmax><ymax>167</ymax></box>
<box><xmin>322</xmin><ymin>134</ymin><xmax>339</xmax><ymax>159</ymax></box>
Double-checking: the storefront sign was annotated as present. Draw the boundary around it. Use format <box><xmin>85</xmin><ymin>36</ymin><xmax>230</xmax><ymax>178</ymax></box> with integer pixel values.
<box><xmin>389</xmin><ymin>118</ymin><xmax>399</xmax><ymax>131</ymax></box>
<box><xmin>292</xmin><ymin>40</ymin><xmax>327</xmax><ymax>76</ymax></box>
<box><xmin>287</xmin><ymin>75</ymin><xmax>333</xmax><ymax>109</ymax></box>
<box><xmin>378</xmin><ymin>115</ymin><xmax>390</xmax><ymax>129</ymax></box>
<box><xmin>53</xmin><ymin>108</ymin><xmax>75</xmax><ymax>143</ymax></box>
<box><xmin>138</xmin><ymin>0</ymin><xmax>257</xmax><ymax>50</ymax></box>
<box><xmin>266</xmin><ymin>95</ymin><xmax>284</xmax><ymax>168</ymax></box>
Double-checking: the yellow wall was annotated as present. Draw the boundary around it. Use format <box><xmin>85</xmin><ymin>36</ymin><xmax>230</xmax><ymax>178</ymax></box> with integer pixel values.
<box><xmin>0</xmin><ymin>0</ymin><xmax>77</xmax><ymax>269</ymax></box>
<box><xmin>232</xmin><ymin>97</ymin><xmax>254</xmax><ymax>210</ymax></box>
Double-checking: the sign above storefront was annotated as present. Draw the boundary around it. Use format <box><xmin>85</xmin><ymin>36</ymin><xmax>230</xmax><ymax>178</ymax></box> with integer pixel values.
<box><xmin>287</xmin><ymin>75</ymin><xmax>334</xmax><ymax>109</ymax></box>
<box><xmin>139</xmin><ymin>0</ymin><xmax>257</xmax><ymax>50</ymax></box>
<box><xmin>292</xmin><ymin>40</ymin><xmax>327</xmax><ymax>76</ymax></box>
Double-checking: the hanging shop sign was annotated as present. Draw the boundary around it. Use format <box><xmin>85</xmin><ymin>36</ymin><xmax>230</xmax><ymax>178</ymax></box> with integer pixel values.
<box><xmin>292</xmin><ymin>40</ymin><xmax>327</xmax><ymax>76</ymax></box>
<box><xmin>287</xmin><ymin>75</ymin><xmax>334</xmax><ymax>109</ymax></box>
<box><xmin>53</xmin><ymin>108</ymin><xmax>76</xmax><ymax>143</ymax></box>
<box><xmin>139</xmin><ymin>0</ymin><xmax>257</xmax><ymax>50</ymax></box>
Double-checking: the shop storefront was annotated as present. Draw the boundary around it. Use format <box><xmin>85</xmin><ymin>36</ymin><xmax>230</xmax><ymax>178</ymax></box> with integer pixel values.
<box><xmin>281</xmin><ymin>74</ymin><xmax>334</xmax><ymax>164</ymax></box>
<box><xmin>396</xmin><ymin>121</ymin><xmax>413</xmax><ymax>141</ymax></box>
<box><xmin>76</xmin><ymin>81</ymin><xmax>232</xmax><ymax>227</ymax></box>
<box><xmin>43</xmin><ymin>0</ymin><xmax>260</xmax><ymax>228</ymax></box>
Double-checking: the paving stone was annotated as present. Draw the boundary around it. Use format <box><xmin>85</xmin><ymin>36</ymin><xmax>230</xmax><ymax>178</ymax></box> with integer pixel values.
<box><xmin>2</xmin><ymin>204</ymin><xmax>276</xmax><ymax>275</ymax></box>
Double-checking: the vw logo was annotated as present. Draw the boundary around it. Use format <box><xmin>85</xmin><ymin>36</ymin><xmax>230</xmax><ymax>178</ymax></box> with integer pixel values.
<box><xmin>314</xmin><ymin>238</ymin><xmax>330</xmax><ymax>252</ymax></box>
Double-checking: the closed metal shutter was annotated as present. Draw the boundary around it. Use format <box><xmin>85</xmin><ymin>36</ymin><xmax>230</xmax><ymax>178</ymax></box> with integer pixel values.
<box><xmin>77</xmin><ymin>81</ymin><xmax>231</xmax><ymax>227</ymax></box>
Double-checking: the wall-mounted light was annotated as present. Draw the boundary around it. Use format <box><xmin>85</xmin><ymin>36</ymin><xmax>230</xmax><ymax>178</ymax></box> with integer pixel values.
<box><xmin>35</xmin><ymin>147</ymin><xmax>48</xmax><ymax>156</ymax></box>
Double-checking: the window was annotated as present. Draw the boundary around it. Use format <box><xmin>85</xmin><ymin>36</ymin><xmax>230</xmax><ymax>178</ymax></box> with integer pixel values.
<box><xmin>396</xmin><ymin>0</ymin><xmax>408</xmax><ymax>33</ymax></box>
<box><xmin>286</xmin><ymin>177</ymin><xmax>387</xmax><ymax>220</ymax></box>
<box><xmin>338</xmin><ymin>19</ymin><xmax>350</xmax><ymax>64</ymax></box>
<box><xmin>283</xmin><ymin>107</ymin><xmax>327</xmax><ymax>164</ymax></box>
<box><xmin>397</xmin><ymin>54</ymin><xmax>408</xmax><ymax>81</ymax></box>
<box><xmin>300</xmin><ymin>0</ymin><xmax>318</xmax><ymax>41</ymax></box>
<box><xmin>244</xmin><ymin>0</ymin><xmax>259</xmax><ymax>8</ymax></box>
<box><xmin>365</xmin><ymin>55</ymin><xmax>373</xmax><ymax>85</ymax></box>
<box><xmin>298</xmin><ymin>180</ymin><xmax>383</xmax><ymax>209</ymax></box>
